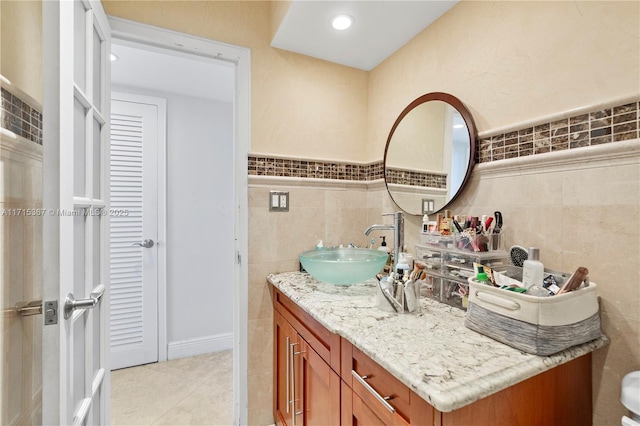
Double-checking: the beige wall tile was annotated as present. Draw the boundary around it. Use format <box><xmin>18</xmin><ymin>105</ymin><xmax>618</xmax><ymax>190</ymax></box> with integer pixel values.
<box><xmin>248</xmin><ymin>207</ymin><xmax>280</xmax><ymax>264</ymax></box>
<box><xmin>249</xmin><ymin>187</ymin><xmax>271</xmax><ymax>209</ymax></box>
<box><xmin>275</xmin><ymin>207</ymin><xmax>326</xmax><ymax>258</ymax></box>
<box><xmin>323</xmin><ymin>206</ymin><xmax>369</xmax><ymax>248</ymax></box>
<box><xmin>561</xmin><ymin>205</ymin><xmax>639</xmax><ymax>322</ymax></box>
<box><xmin>562</xmin><ymin>163</ymin><xmax>640</xmax><ymax>206</ymax></box>
<box><xmin>288</xmin><ymin>187</ymin><xmax>327</xmax><ymax>210</ymax></box>
<box><xmin>248</xmin><ymin>263</ymin><xmax>279</xmax><ymax>322</ymax></box>
<box><xmin>1</xmin><ymin>137</ymin><xmax>44</xmax><ymax>425</ymax></box>
<box><xmin>592</xmin><ymin>313</ymin><xmax>640</xmax><ymax>422</ymax></box>
<box><xmin>247</xmin><ymin>318</ymin><xmax>273</xmax><ymax>376</ymax></box>
<box><xmin>247</xmin><ymin>371</ymin><xmax>274</xmax><ymax>426</ymax></box>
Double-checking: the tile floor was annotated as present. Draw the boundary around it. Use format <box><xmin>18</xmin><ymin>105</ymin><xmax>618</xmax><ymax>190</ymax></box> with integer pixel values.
<box><xmin>111</xmin><ymin>350</ymin><xmax>233</xmax><ymax>425</ymax></box>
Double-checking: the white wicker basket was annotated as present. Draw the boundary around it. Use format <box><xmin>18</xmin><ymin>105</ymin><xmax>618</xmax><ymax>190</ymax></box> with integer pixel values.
<box><xmin>464</xmin><ymin>278</ymin><xmax>602</xmax><ymax>355</ymax></box>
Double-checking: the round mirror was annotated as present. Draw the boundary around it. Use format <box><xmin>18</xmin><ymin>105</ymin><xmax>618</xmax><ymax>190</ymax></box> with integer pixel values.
<box><xmin>383</xmin><ymin>92</ymin><xmax>477</xmax><ymax>216</ymax></box>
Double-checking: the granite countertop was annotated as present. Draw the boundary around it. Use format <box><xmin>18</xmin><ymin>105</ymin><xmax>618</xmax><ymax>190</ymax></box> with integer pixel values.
<box><xmin>267</xmin><ymin>271</ymin><xmax>609</xmax><ymax>413</ymax></box>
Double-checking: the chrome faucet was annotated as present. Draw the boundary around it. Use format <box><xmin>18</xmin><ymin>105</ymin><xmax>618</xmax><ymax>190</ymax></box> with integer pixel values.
<box><xmin>364</xmin><ymin>211</ymin><xmax>404</xmax><ymax>272</ymax></box>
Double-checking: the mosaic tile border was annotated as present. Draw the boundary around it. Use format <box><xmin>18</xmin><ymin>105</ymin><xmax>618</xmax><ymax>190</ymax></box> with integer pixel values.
<box><xmin>248</xmin><ymin>156</ymin><xmax>384</xmax><ymax>181</ymax></box>
<box><xmin>0</xmin><ymin>87</ymin><xmax>43</xmax><ymax>145</ymax></box>
<box><xmin>385</xmin><ymin>168</ymin><xmax>447</xmax><ymax>189</ymax></box>
<box><xmin>248</xmin><ymin>155</ymin><xmax>446</xmax><ymax>189</ymax></box>
<box><xmin>478</xmin><ymin>101</ymin><xmax>639</xmax><ymax>163</ymax></box>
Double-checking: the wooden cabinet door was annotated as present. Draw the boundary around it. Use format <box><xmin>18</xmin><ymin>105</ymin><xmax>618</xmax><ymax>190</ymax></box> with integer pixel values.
<box><xmin>276</xmin><ymin>311</ymin><xmax>341</xmax><ymax>426</ymax></box>
<box><xmin>275</xmin><ymin>311</ymin><xmax>299</xmax><ymax>426</ymax></box>
<box><xmin>294</xmin><ymin>340</ymin><xmax>341</xmax><ymax>426</ymax></box>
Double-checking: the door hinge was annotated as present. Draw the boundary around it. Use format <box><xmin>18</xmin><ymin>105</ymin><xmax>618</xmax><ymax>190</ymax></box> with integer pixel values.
<box><xmin>44</xmin><ymin>301</ymin><xmax>58</xmax><ymax>325</ymax></box>
<box><xmin>237</xmin><ymin>251</ymin><xmax>242</xmax><ymax>265</ymax></box>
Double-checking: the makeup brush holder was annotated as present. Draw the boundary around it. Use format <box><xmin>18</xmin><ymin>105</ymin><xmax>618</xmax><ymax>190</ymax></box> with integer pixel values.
<box><xmin>376</xmin><ymin>278</ymin><xmax>421</xmax><ymax>314</ymax></box>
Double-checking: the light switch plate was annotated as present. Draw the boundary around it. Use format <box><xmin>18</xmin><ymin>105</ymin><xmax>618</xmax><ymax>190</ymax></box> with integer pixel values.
<box><xmin>269</xmin><ymin>191</ymin><xmax>289</xmax><ymax>212</ymax></box>
<box><xmin>422</xmin><ymin>198</ymin><xmax>435</xmax><ymax>214</ymax></box>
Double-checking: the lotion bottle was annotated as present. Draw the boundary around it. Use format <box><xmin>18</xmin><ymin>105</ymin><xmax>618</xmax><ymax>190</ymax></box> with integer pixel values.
<box><xmin>522</xmin><ymin>247</ymin><xmax>544</xmax><ymax>289</ymax></box>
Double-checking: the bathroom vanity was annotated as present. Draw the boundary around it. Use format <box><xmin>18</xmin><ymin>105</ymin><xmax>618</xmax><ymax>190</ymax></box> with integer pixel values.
<box><xmin>268</xmin><ymin>272</ymin><xmax>608</xmax><ymax>426</ymax></box>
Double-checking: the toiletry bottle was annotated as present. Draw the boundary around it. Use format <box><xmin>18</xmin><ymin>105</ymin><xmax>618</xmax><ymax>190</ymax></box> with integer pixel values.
<box><xmin>445</xmin><ymin>210</ymin><xmax>454</xmax><ymax>232</ymax></box>
<box><xmin>522</xmin><ymin>247</ymin><xmax>544</xmax><ymax>289</ymax></box>
<box><xmin>316</xmin><ymin>240</ymin><xmax>324</xmax><ymax>250</ymax></box>
<box><xmin>439</xmin><ymin>211</ymin><xmax>451</xmax><ymax>235</ymax></box>
<box><xmin>422</xmin><ymin>214</ymin><xmax>429</xmax><ymax>233</ymax></box>
<box><xmin>378</xmin><ymin>236</ymin><xmax>392</xmax><ymax>271</ymax></box>
<box><xmin>476</xmin><ymin>272</ymin><xmax>489</xmax><ymax>286</ymax></box>
<box><xmin>378</xmin><ymin>236</ymin><xmax>391</xmax><ymax>253</ymax></box>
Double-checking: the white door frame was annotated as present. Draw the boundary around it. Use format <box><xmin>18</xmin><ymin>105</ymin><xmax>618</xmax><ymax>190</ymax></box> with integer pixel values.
<box><xmin>107</xmin><ymin>17</ymin><xmax>250</xmax><ymax>425</ymax></box>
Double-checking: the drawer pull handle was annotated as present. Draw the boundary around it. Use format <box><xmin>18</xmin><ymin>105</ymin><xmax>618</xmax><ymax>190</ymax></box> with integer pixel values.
<box><xmin>290</xmin><ymin>341</ymin><xmax>298</xmax><ymax>425</ymax></box>
<box><xmin>351</xmin><ymin>370</ymin><xmax>396</xmax><ymax>413</ymax></box>
<box><xmin>286</xmin><ymin>337</ymin><xmax>291</xmax><ymax>414</ymax></box>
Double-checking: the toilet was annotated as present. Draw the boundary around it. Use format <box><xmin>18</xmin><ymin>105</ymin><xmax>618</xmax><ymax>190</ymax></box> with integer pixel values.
<box><xmin>622</xmin><ymin>371</ymin><xmax>640</xmax><ymax>426</ymax></box>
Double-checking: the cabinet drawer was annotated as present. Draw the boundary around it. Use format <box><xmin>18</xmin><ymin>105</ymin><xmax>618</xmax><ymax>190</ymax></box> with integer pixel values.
<box><xmin>342</xmin><ymin>339</ymin><xmax>411</xmax><ymax>422</ymax></box>
<box><xmin>420</xmin><ymin>274</ymin><xmax>442</xmax><ymax>302</ymax></box>
<box><xmin>272</xmin><ymin>286</ymin><xmax>341</xmax><ymax>372</ymax></box>
<box><xmin>441</xmin><ymin>277</ymin><xmax>469</xmax><ymax>310</ymax></box>
<box><xmin>342</xmin><ymin>380</ymin><xmax>411</xmax><ymax>426</ymax></box>
<box><xmin>415</xmin><ymin>246</ymin><xmax>443</xmax><ymax>272</ymax></box>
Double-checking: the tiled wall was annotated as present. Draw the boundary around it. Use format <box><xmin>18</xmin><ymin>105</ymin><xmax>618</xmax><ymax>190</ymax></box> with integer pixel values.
<box><xmin>247</xmin><ymin>182</ymin><xmax>390</xmax><ymax>425</ymax></box>
<box><xmin>0</xmin><ymin>87</ymin><xmax>43</xmax><ymax>145</ymax></box>
<box><xmin>250</xmin><ymin>100</ymin><xmax>640</xmax><ymax>425</ymax></box>
<box><xmin>1</xmin><ymin>87</ymin><xmax>44</xmax><ymax>425</ymax></box>
<box><xmin>478</xmin><ymin>101</ymin><xmax>639</xmax><ymax>162</ymax></box>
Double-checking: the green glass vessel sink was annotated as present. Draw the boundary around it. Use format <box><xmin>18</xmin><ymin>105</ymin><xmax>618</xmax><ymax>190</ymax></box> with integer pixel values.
<box><xmin>299</xmin><ymin>248</ymin><xmax>388</xmax><ymax>285</ymax></box>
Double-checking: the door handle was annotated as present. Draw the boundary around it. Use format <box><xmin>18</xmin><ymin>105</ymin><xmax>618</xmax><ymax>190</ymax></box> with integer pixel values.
<box><xmin>131</xmin><ymin>239</ymin><xmax>154</xmax><ymax>248</ymax></box>
<box><xmin>64</xmin><ymin>284</ymin><xmax>105</xmax><ymax>319</ymax></box>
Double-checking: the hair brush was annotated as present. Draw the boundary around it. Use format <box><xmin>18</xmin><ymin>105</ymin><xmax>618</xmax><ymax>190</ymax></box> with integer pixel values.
<box><xmin>509</xmin><ymin>245</ymin><xmax>529</xmax><ymax>267</ymax></box>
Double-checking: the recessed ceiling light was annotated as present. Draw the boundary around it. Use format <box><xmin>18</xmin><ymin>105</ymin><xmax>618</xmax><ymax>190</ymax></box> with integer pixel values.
<box><xmin>331</xmin><ymin>15</ymin><xmax>353</xmax><ymax>31</ymax></box>
<box><xmin>110</xmin><ymin>53</ymin><xmax>119</xmax><ymax>62</ymax></box>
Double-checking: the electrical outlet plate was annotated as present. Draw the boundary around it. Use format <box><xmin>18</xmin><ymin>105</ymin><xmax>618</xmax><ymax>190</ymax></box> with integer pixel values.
<box><xmin>269</xmin><ymin>191</ymin><xmax>289</xmax><ymax>212</ymax></box>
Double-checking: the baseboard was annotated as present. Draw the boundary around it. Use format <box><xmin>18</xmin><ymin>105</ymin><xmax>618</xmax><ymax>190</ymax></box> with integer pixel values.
<box><xmin>167</xmin><ymin>333</ymin><xmax>233</xmax><ymax>360</ymax></box>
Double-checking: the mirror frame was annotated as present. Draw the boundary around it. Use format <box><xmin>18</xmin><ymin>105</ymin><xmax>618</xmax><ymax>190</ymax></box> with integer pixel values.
<box><xmin>383</xmin><ymin>92</ymin><xmax>477</xmax><ymax>216</ymax></box>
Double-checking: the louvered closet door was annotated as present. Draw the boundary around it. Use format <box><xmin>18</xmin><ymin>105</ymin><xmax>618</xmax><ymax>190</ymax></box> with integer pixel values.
<box><xmin>109</xmin><ymin>94</ymin><xmax>162</xmax><ymax>369</ymax></box>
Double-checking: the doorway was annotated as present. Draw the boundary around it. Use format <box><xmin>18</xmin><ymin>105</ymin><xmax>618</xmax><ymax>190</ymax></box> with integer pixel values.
<box><xmin>107</xmin><ymin>17</ymin><xmax>250</xmax><ymax>424</ymax></box>
<box><xmin>109</xmin><ymin>39</ymin><xmax>236</xmax><ymax>367</ymax></box>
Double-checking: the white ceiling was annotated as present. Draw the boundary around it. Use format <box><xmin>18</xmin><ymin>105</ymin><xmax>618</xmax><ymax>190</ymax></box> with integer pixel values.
<box><xmin>110</xmin><ymin>42</ymin><xmax>235</xmax><ymax>102</ymax></box>
<box><xmin>110</xmin><ymin>2</ymin><xmax>456</xmax><ymax>98</ymax></box>
<box><xmin>271</xmin><ymin>1</ymin><xmax>458</xmax><ymax>71</ymax></box>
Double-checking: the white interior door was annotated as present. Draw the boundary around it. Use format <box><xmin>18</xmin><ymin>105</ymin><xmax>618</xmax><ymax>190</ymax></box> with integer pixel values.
<box><xmin>109</xmin><ymin>93</ymin><xmax>164</xmax><ymax>370</ymax></box>
<box><xmin>42</xmin><ymin>0</ymin><xmax>111</xmax><ymax>424</ymax></box>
